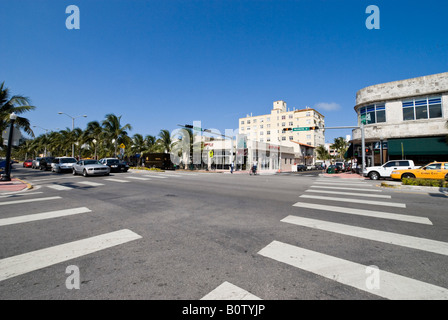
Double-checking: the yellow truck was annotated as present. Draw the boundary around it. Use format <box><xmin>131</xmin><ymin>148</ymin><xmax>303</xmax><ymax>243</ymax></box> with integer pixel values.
<box><xmin>390</xmin><ymin>162</ymin><xmax>448</xmax><ymax>181</ymax></box>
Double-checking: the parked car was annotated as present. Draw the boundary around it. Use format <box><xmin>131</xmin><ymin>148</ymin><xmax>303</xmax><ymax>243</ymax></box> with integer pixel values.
<box><xmin>297</xmin><ymin>165</ymin><xmax>307</xmax><ymax>172</ymax></box>
<box><xmin>51</xmin><ymin>157</ymin><xmax>77</xmax><ymax>173</ymax></box>
<box><xmin>32</xmin><ymin>157</ymin><xmax>42</xmax><ymax>169</ymax></box>
<box><xmin>38</xmin><ymin>157</ymin><xmax>56</xmax><ymax>171</ymax></box>
<box><xmin>390</xmin><ymin>162</ymin><xmax>448</xmax><ymax>181</ymax></box>
<box><xmin>72</xmin><ymin>159</ymin><xmax>110</xmax><ymax>177</ymax></box>
<box><xmin>99</xmin><ymin>158</ymin><xmax>129</xmax><ymax>172</ymax></box>
<box><xmin>327</xmin><ymin>164</ymin><xmax>342</xmax><ymax>174</ymax></box>
<box><xmin>23</xmin><ymin>159</ymin><xmax>33</xmax><ymax>168</ymax></box>
<box><xmin>363</xmin><ymin>160</ymin><xmax>418</xmax><ymax>180</ymax></box>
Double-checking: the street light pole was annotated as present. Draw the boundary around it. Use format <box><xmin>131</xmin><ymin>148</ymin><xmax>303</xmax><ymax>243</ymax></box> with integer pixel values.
<box><xmin>1</xmin><ymin>112</ymin><xmax>18</xmax><ymax>181</ymax></box>
<box><xmin>58</xmin><ymin>112</ymin><xmax>87</xmax><ymax>158</ymax></box>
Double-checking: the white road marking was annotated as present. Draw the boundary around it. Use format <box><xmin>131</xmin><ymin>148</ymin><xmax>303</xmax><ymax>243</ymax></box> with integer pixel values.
<box><xmin>0</xmin><ymin>196</ymin><xmax>62</xmax><ymax>206</ymax></box>
<box><xmin>0</xmin><ymin>207</ymin><xmax>91</xmax><ymax>227</ymax></box>
<box><xmin>46</xmin><ymin>185</ymin><xmax>73</xmax><ymax>191</ymax></box>
<box><xmin>143</xmin><ymin>175</ymin><xmax>167</xmax><ymax>179</ymax></box>
<box><xmin>258</xmin><ymin>241</ymin><xmax>448</xmax><ymax>300</ymax></box>
<box><xmin>104</xmin><ymin>178</ymin><xmax>130</xmax><ymax>183</ymax></box>
<box><xmin>292</xmin><ymin>202</ymin><xmax>431</xmax><ymax>225</ymax></box>
<box><xmin>201</xmin><ymin>281</ymin><xmax>261</xmax><ymax>300</ymax></box>
<box><xmin>314</xmin><ymin>181</ymin><xmax>369</xmax><ymax>186</ymax></box>
<box><xmin>30</xmin><ymin>177</ymin><xmax>76</xmax><ymax>182</ymax></box>
<box><xmin>282</xmin><ymin>215</ymin><xmax>448</xmax><ymax>256</ymax></box>
<box><xmin>310</xmin><ymin>185</ymin><xmax>383</xmax><ymax>192</ymax></box>
<box><xmin>127</xmin><ymin>176</ymin><xmax>151</xmax><ymax>181</ymax></box>
<box><xmin>78</xmin><ymin>181</ymin><xmax>104</xmax><ymax>187</ymax></box>
<box><xmin>0</xmin><ymin>229</ymin><xmax>142</xmax><ymax>282</ymax></box>
<box><xmin>305</xmin><ymin>189</ymin><xmax>391</xmax><ymax>199</ymax></box>
<box><xmin>299</xmin><ymin>194</ymin><xmax>406</xmax><ymax>208</ymax></box>
<box><xmin>0</xmin><ymin>192</ymin><xmax>43</xmax><ymax>198</ymax></box>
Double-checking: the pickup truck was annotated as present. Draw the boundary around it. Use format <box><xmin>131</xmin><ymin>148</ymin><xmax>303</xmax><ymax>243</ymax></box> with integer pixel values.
<box><xmin>363</xmin><ymin>160</ymin><xmax>419</xmax><ymax>180</ymax></box>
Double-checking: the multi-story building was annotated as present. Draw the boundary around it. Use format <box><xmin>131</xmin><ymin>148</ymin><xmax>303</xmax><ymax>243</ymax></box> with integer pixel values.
<box><xmin>239</xmin><ymin>100</ymin><xmax>325</xmax><ymax>165</ymax></box>
<box><xmin>351</xmin><ymin>72</ymin><xmax>448</xmax><ymax>167</ymax></box>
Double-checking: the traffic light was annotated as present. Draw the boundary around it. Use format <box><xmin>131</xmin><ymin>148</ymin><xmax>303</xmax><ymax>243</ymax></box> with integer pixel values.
<box><xmin>310</xmin><ymin>126</ymin><xmax>319</xmax><ymax>130</ymax></box>
<box><xmin>283</xmin><ymin>128</ymin><xmax>292</xmax><ymax>132</ymax></box>
<box><xmin>184</xmin><ymin>124</ymin><xmax>193</xmax><ymax>129</ymax></box>
<box><xmin>365</xmin><ymin>147</ymin><xmax>371</xmax><ymax>154</ymax></box>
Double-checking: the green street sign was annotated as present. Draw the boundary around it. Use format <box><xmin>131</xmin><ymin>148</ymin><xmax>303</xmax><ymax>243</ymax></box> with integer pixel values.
<box><xmin>293</xmin><ymin>127</ymin><xmax>310</xmax><ymax>132</ymax></box>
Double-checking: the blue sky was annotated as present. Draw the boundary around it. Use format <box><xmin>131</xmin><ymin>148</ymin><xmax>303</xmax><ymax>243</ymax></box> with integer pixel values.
<box><xmin>1</xmin><ymin>0</ymin><xmax>447</xmax><ymax>144</ymax></box>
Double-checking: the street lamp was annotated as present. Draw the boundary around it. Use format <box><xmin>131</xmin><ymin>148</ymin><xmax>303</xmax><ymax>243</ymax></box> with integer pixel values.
<box><xmin>1</xmin><ymin>112</ymin><xmax>18</xmax><ymax>181</ymax></box>
<box><xmin>58</xmin><ymin>112</ymin><xmax>87</xmax><ymax>158</ymax></box>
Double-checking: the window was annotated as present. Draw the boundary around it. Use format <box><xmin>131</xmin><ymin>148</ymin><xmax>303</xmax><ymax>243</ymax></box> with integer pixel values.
<box><xmin>267</xmin><ymin>124</ymin><xmax>271</xmax><ymax>128</ymax></box>
<box><xmin>402</xmin><ymin>96</ymin><xmax>442</xmax><ymax>121</ymax></box>
<box><xmin>444</xmin><ymin>164</ymin><xmax>448</xmax><ymax>170</ymax></box>
<box><xmin>282</xmin><ymin>115</ymin><xmax>286</xmax><ymax>120</ymax></box>
<box><xmin>267</xmin><ymin>117</ymin><xmax>270</xmax><ymax>122</ymax></box>
<box><xmin>253</xmin><ymin>119</ymin><xmax>257</xmax><ymax>123</ymax></box>
<box><xmin>282</xmin><ymin>137</ymin><xmax>286</xmax><ymax>141</ymax></box>
<box><xmin>306</xmin><ymin>112</ymin><xmax>311</xmax><ymax>117</ymax></box>
<box><xmin>359</xmin><ymin>104</ymin><xmax>386</xmax><ymax>124</ymax></box>
<box><xmin>247</xmin><ymin>120</ymin><xmax>251</xmax><ymax>124</ymax></box>
<box><xmin>260</xmin><ymin>125</ymin><xmax>264</xmax><ymax>129</ymax></box>
<box><xmin>289</xmin><ymin>122</ymin><xmax>293</xmax><ymax>126</ymax></box>
<box><xmin>247</xmin><ymin>127</ymin><xmax>250</xmax><ymax>130</ymax></box>
<box><xmin>289</xmin><ymin>114</ymin><xmax>293</xmax><ymax>119</ymax></box>
<box><xmin>260</xmin><ymin>131</ymin><xmax>264</xmax><ymax>135</ymax></box>
<box><xmin>241</xmin><ymin>121</ymin><xmax>244</xmax><ymax>125</ymax></box>
<box><xmin>425</xmin><ymin>163</ymin><xmax>442</xmax><ymax>170</ymax></box>
<box><xmin>267</xmin><ymin>131</ymin><xmax>270</xmax><ymax>135</ymax></box>
<box><xmin>306</xmin><ymin>134</ymin><xmax>311</xmax><ymax>140</ymax></box>
<box><xmin>289</xmin><ymin>136</ymin><xmax>293</xmax><ymax>140</ymax></box>
<box><xmin>282</xmin><ymin>122</ymin><xmax>286</xmax><ymax>127</ymax></box>
<box><xmin>267</xmin><ymin>138</ymin><xmax>271</xmax><ymax>142</ymax></box>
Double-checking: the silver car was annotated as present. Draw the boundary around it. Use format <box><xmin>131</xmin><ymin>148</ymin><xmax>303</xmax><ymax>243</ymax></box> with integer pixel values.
<box><xmin>72</xmin><ymin>159</ymin><xmax>110</xmax><ymax>177</ymax></box>
<box><xmin>51</xmin><ymin>157</ymin><xmax>77</xmax><ymax>173</ymax></box>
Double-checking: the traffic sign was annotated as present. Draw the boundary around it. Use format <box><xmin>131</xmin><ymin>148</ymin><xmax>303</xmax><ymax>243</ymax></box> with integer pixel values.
<box><xmin>120</xmin><ymin>143</ymin><xmax>126</xmax><ymax>149</ymax></box>
<box><xmin>293</xmin><ymin>127</ymin><xmax>310</xmax><ymax>132</ymax></box>
<box><xmin>209</xmin><ymin>150</ymin><xmax>214</xmax><ymax>158</ymax></box>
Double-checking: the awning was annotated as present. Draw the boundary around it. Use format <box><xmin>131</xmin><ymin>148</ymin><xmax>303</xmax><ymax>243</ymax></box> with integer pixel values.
<box><xmin>388</xmin><ymin>136</ymin><xmax>448</xmax><ymax>156</ymax></box>
<box><xmin>344</xmin><ymin>144</ymin><xmax>354</xmax><ymax>158</ymax></box>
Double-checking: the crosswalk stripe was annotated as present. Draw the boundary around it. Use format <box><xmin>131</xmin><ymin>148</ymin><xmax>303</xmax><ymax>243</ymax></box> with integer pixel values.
<box><xmin>0</xmin><ymin>207</ymin><xmax>92</xmax><ymax>227</ymax></box>
<box><xmin>104</xmin><ymin>178</ymin><xmax>129</xmax><ymax>183</ymax></box>
<box><xmin>310</xmin><ymin>185</ymin><xmax>383</xmax><ymax>192</ymax></box>
<box><xmin>126</xmin><ymin>176</ymin><xmax>151</xmax><ymax>181</ymax></box>
<box><xmin>282</xmin><ymin>215</ymin><xmax>448</xmax><ymax>256</ymax></box>
<box><xmin>46</xmin><ymin>185</ymin><xmax>73</xmax><ymax>191</ymax></box>
<box><xmin>314</xmin><ymin>181</ymin><xmax>369</xmax><ymax>186</ymax></box>
<box><xmin>299</xmin><ymin>195</ymin><xmax>406</xmax><ymax>208</ymax></box>
<box><xmin>78</xmin><ymin>181</ymin><xmax>104</xmax><ymax>187</ymax></box>
<box><xmin>292</xmin><ymin>202</ymin><xmax>431</xmax><ymax>225</ymax></box>
<box><xmin>201</xmin><ymin>281</ymin><xmax>261</xmax><ymax>300</ymax></box>
<box><xmin>0</xmin><ymin>196</ymin><xmax>62</xmax><ymax>206</ymax></box>
<box><xmin>305</xmin><ymin>189</ymin><xmax>391</xmax><ymax>199</ymax></box>
<box><xmin>0</xmin><ymin>192</ymin><xmax>43</xmax><ymax>198</ymax></box>
<box><xmin>143</xmin><ymin>175</ymin><xmax>167</xmax><ymax>179</ymax></box>
<box><xmin>258</xmin><ymin>241</ymin><xmax>448</xmax><ymax>300</ymax></box>
<box><xmin>0</xmin><ymin>229</ymin><xmax>142</xmax><ymax>282</ymax></box>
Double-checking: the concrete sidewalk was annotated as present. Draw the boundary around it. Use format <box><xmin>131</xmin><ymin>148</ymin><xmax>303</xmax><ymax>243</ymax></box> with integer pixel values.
<box><xmin>0</xmin><ymin>178</ymin><xmax>32</xmax><ymax>193</ymax></box>
<box><xmin>320</xmin><ymin>172</ymin><xmax>367</xmax><ymax>179</ymax></box>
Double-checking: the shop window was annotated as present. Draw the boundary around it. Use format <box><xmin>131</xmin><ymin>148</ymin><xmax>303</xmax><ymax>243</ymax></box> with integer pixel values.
<box><xmin>402</xmin><ymin>96</ymin><xmax>442</xmax><ymax>121</ymax></box>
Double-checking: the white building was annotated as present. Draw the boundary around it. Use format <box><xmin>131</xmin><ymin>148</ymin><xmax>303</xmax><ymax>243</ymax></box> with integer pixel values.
<box><xmin>239</xmin><ymin>101</ymin><xmax>325</xmax><ymax>166</ymax></box>
<box><xmin>351</xmin><ymin>72</ymin><xmax>448</xmax><ymax>166</ymax></box>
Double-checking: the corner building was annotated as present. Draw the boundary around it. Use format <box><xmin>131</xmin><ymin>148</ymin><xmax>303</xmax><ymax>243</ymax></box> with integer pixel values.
<box><xmin>351</xmin><ymin>72</ymin><xmax>448</xmax><ymax>166</ymax></box>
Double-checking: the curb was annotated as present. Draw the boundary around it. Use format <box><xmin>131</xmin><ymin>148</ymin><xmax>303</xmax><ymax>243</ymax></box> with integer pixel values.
<box><xmin>16</xmin><ymin>178</ymin><xmax>33</xmax><ymax>191</ymax></box>
<box><xmin>380</xmin><ymin>182</ymin><xmax>448</xmax><ymax>194</ymax></box>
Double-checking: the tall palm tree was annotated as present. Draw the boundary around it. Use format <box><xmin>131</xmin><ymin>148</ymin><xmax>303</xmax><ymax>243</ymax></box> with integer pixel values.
<box><xmin>0</xmin><ymin>81</ymin><xmax>36</xmax><ymax>137</ymax></box>
<box><xmin>144</xmin><ymin>135</ymin><xmax>158</xmax><ymax>153</ymax></box>
<box><xmin>315</xmin><ymin>144</ymin><xmax>330</xmax><ymax>160</ymax></box>
<box><xmin>331</xmin><ymin>137</ymin><xmax>349</xmax><ymax>160</ymax></box>
<box><xmin>131</xmin><ymin>133</ymin><xmax>146</xmax><ymax>166</ymax></box>
<box><xmin>101</xmin><ymin>114</ymin><xmax>132</xmax><ymax>157</ymax></box>
<box><xmin>157</xmin><ymin>129</ymin><xmax>173</xmax><ymax>153</ymax></box>
<box><xmin>83</xmin><ymin>121</ymin><xmax>103</xmax><ymax>159</ymax></box>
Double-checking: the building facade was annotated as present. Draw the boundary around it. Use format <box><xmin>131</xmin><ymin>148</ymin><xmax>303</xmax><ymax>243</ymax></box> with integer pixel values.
<box><xmin>239</xmin><ymin>101</ymin><xmax>325</xmax><ymax>165</ymax></box>
<box><xmin>351</xmin><ymin>72</ymin><xmax>448</xmax><ymax>166</ymax></box>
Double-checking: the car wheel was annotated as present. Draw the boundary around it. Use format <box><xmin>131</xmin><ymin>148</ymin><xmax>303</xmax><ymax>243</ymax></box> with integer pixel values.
<box><xmin>402</xmin><ymin>173</ymin><xmax>415</xmax><ymax>179</ymax></box>
<box><xmin>72</xmin><ymin>169</ymin><xmax>77</xmax><ymax>175</ymax></box>
<box><xmin>369</xmin><ymin>171</ymin><xmax>380</xmax><ymax>180</ymax></box>
<box><xmin>83</xmin><ymin>169</ymin><xmax>88</xmax><ymax>177</ymax></box>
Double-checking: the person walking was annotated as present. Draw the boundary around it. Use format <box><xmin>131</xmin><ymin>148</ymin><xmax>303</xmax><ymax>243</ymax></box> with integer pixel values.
<box><xmin>230</xmin><ymin>161</ymin><xmax>234</xmax><ymax>174</ymax></box>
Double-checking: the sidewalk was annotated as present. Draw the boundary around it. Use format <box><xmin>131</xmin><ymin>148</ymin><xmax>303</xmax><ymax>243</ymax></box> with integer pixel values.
<box><xmin>0</xmin><ymin>177</ymin><xmax>32</xmax><ymax>193</ymax></box>
<box><xmin>319</xmin><ymin>172</ymin><xmax>367</xmax><ymax>179</ymax></box>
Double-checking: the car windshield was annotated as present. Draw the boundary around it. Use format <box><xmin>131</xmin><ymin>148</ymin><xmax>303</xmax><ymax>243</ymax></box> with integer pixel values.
<box><xmin>84</xmin><ymin>160</ymin><xmax>99</xmax><ymax>165</ymax></box>
<box><xmin>60</xmin><ymin>158</ymin><xmax>77</xmax><ymax>163</ymax></box>
<box><xmin>108</xmin><ymin>159</ymin><xmax>120</xmax><ymax>164</ymax></box>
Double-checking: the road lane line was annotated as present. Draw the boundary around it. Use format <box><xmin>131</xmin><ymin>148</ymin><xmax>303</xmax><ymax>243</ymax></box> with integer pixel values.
<box><xmin>127</xmin><ymin>176</ymin><xmax>151</xmax><ymax>181</ymax></box>
<box><xmin>104</xmin><ymin>178</ymin><xmax>129</xmax><ymax>183</ymax></box>
<box><xmin>78</xmin><ymin>181</ymin><xmax>104</xmax><ymax>187</ymax></box>
<box><xmin>305</xmin><ymin>189</ymin><xmax>391</xmax><ymax>199</ymax></box>
<box><xmin>310</xmin><ymin>185</ymin><xmax>383</xmax><ymax>192</ymax></box>
<box><xmin>0</xmin><ymin>229</ymin><xmax>142</xmax><ymax>282</ymax></box>
<box><xmin>0</xmin><ymin>196</ymin><xmax>62</xmax><ymax>206</ymax></box>
<box><xmin>299</xmin><ymin>194</ymin><xmax>406</xmax><ymax>208</ymax></box>
<box><xmin>258</xmin><ymin>241</ymin><xmax>448</xmax><ymax>300</ymax></box>
<box><xmin>0</xmin><ymin>207</ymin><xmax>92</xmax><ymax>227</ymax></box>
<box><xmin>0</xmin><ymin>192</ymin><xmax>43</xmax><ymax>198</ymax></box>
<box><xmin>143</xmin><ymin>175</ymin><xmax>167</xmax><ymax>179</ymax></box>
<box><xmin>314</xmin><ymin>181</ymin><xmax>370</xmax><ymax>186</ymax></box>
<box><xmin>292</xmin><ymin>202</ymin><xmax>431</xmax><ymax>225</ymax></box>
<box><xmin>282</xmin><ymin>215</ymin><xmax>448</xmax><ymax>256</ymax></box>
<box><xmin>46</xmin><ymin>185</ymin><xmax>73</xmax><ymax>191</ymax></box>
<box><xmin>201</xmin><ymin>281</ymin><xmax>261</xmax><ymax>300</ymax></box>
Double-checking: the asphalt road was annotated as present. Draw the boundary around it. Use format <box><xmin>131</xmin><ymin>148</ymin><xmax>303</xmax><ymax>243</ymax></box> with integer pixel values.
<box><xmin>1</xmin><ymin>166</ymin><xmax>448</xmax><ymax>302</ymax></box>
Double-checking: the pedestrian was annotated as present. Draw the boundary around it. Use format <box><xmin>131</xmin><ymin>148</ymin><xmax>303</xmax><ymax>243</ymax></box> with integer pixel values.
<box><xmin>230</xmin><ymin>161</ymin><xmax>234</xmax><ymax>174</ymax></box>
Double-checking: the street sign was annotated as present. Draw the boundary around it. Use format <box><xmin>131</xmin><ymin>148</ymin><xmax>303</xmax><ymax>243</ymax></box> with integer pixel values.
<box><xmin>2</xmin><ymin>126</ymin><xmax>22</xmax><ymax>146</ymax></box>
<box><xmin>119</xmin><ymin>143</ymin><xmax>126</xmax><ymax>149</ymax></box>
<box><xmin>293</xmin><ymin>127</ymin><xmax>310</xmax><ymax>132</ymax></box>
<box><xmin>209</xmin><ymin>150</ymin><xmax>214</xmax><ymax>158</ymax></box>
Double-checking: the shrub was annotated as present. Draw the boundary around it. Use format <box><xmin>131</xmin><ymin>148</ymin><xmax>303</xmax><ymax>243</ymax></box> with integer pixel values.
<box><xmin>402</xmin><ymin>178</ymin><xmax>448</xmax><ymax>188</ymax></box>
<box><xmin>130</xmin><ymin>166</ymin><xmax>164</xmax><ymax>172</ymax></box>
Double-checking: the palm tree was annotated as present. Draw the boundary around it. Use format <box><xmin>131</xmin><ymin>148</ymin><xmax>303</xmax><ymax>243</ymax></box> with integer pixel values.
<box><xmin>131</xmin><ymin>133</ymin><xmax>146</xmax><ymax>166</ymax></box>
<box><xmin>144</xmin><ymin>135</ymin><xmax>158</xmax><ymax>153</ymax></box>
<box><xmin>101</xmin><ymin>114</ymin><xmax>132</xmax><ymax>157</ymax></box>
<box><xmin>0</xmin><ymin>81</ymin><xmax>36</xmax><ymax>137</ymax></box>
<box><xmin>331</xmin><ymin>137</ymin><xmax>349</xmax><ymax>160</ymax></box>
<box><xmin>83</xmin><ymin>121</ymin><xmax>103</xmax><ymax>159</ymax></box>
<box><xmin>315</xmin><ymin>144</ymin><xmax>330</xmax><ymax>160</ymax></box>
<box><xmin>157</xmin><ymin>129</ymin><xmax>173</xmax><ymax>153</ymax></box>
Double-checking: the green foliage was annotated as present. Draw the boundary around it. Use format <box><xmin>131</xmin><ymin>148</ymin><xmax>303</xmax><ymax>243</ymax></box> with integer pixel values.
<box><xmin>402</xmin><ymin>178</ymin><xmax>448</xmax><ymax>188</ymax></box>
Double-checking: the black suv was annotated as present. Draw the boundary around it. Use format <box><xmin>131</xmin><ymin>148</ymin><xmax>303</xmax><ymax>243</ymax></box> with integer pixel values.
<box><xmin>39</xmin><ymin>157</ymin><xmax>56</xmax><ymax>171</ymax></box>
<box><xmin>99</xmin><ymin>158</ymin><xmax>129</xmax><ymax>172</ymax></box>
<box><xmin>297</xmin><ymin>165</ymin><xmax>307</xmax><ymax>172</ymax></box>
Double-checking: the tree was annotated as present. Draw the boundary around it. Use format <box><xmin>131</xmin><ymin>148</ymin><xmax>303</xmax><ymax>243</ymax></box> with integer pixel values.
<box><xmin>101</xmin><ymin>114</ymin><xmax>132</xmax><ymax>157</ymax></box>
<box><xmin>0</xmin><ymin>81</ymin><xmax>36</xmax><ymax>137</ymax></box>
<box><xmin>83</xmin><ymin>121</ymin><xmax>103</xmax><ymax>159</ymax></box>
<box><xmin>157</xmin><ymin>129</ymin><xmax>173</xmax><ymax>153</ymax></box>
<box><xmin>131</xmin><ymin>133</ymin><xmax>146</xmax><ymax>166</ymax></box>
<box><xmin>315</xmin><ymin>145</ymin><xmax>330</xmax><ymax>160</ymax></box>
<box><xmin>331</xmin><ymin>137</ymin><xmax>349</xmax><ymax>160</ymax></box>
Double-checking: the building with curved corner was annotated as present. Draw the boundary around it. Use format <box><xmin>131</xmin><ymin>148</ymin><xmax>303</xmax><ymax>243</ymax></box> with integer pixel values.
<box><xmin>351</xmin><ymin>72</ymin><xmax>448</xmax><ymax>167</ymax></box>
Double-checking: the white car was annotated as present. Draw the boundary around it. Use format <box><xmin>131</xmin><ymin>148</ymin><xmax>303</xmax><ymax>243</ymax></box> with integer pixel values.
<box><xmin>363</xmin><ymin>160</ymin><xmax>418</xmax><ymax>180</ymax></box>
<box><xmin>51</xmin><ymin>157</ymin><xmax>77</xmax><ymax>173</ymax></box>
<box><xmin>72</xmin><ymin>159</ymin><xmax>110</xmax><ymax>177</ymax></box>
